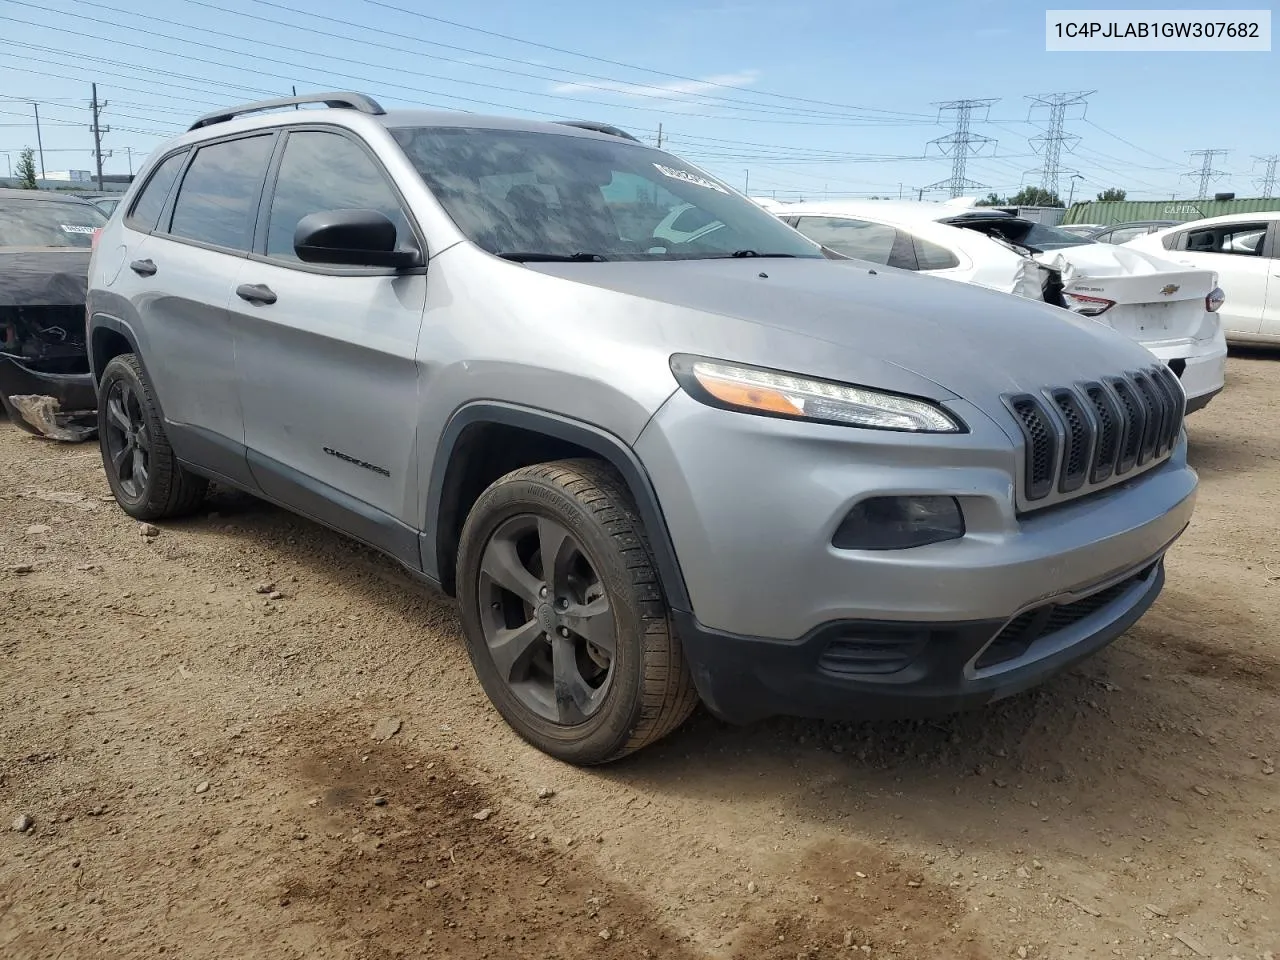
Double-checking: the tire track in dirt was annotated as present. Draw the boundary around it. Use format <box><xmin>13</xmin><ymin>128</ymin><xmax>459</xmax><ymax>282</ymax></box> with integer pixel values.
<box><xmin>281</xmin><ymin>711</ymin><xmax>988</xmax><ymax>960</ymax></box>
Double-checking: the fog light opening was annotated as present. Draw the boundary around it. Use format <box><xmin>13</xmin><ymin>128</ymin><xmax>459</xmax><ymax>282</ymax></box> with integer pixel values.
<box><xmin>832</xmin><ymin>496</ymin><xmax>964</xmax><ymax>551</ymax></box>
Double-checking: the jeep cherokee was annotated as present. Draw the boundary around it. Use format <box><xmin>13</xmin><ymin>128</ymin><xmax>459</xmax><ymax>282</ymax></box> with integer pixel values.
<box><xmin>86</xmin><ymin>92</ymin><xmax>1197</xmax><ymax>764</ymax></box>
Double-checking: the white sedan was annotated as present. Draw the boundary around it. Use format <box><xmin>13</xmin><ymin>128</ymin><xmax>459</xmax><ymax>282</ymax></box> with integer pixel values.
<box><xmin>776</xmin><ymin>200</ymin><xmax>1228</xmax><ymax>412</ymax></box>
<box><xmin>1123</xmin><ymin>211</ymin><xmax>1279</xmax><ymax>345</ymax></box>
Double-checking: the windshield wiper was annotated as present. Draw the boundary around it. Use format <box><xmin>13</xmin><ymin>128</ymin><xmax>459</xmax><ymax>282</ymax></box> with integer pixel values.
<box><xmin>728</xmin><ymin>250</ymin><xmax>797</xmax><ymax>258</ymax></box>
<box><xmin>497</xmin><ymin>251</ymin><xmax>609</xmax><ymax>263</ymax></box>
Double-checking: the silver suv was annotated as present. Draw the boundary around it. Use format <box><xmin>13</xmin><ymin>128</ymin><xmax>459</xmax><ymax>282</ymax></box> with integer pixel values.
<box><xmin>87</xmin><ymin>92</ymin><xmax>1197</xmax><ymax>764</ymax></box>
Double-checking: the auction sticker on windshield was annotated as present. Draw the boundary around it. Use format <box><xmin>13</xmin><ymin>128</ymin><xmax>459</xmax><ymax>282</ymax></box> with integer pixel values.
<box><xmin>653</xmin><ymin>164</ymin><xmax>730</xmax><ymax>194</ymax></box>
<box><xmin>1046</xmin><ymin>9</ymin><xmax>1270</xmax><ymax>50</ymax></box>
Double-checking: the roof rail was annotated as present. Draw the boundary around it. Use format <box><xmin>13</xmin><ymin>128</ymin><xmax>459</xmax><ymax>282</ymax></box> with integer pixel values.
<box><xmin>554</xmin><ymin>120</ymin><xmax>640</xmax><ymax>143</ymax></box>
<box><xmin>188</xmin><ymin>92</ymin><xmax>385</xmax><ymax>131</ymax></box>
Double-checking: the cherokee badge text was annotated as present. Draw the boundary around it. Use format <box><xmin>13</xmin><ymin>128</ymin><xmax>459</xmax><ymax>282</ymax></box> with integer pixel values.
<box><xmin>323</xmin><ymin>446</ymin><xmax>391</xmax><ymax>478</ymax></box>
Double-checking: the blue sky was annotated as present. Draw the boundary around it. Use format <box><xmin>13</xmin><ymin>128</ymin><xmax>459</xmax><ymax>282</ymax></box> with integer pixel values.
<box><xmin>1</xmin><ymin>0</ymin><xmax>1274</xmax><ymax>201</ymax></box>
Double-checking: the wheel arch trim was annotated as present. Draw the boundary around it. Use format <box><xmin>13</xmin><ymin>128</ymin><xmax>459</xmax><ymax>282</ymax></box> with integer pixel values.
<box><xmin>89</xmin><ymin>314</ymin><xmax>148</xmax><ymax>388</ymax></box>
<box><xmin>423</xmin><ymin>401</ymin><xmax>692</xmax><ymax>613</ymax></box>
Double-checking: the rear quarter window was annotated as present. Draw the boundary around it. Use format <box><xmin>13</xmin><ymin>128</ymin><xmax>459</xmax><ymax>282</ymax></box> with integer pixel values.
<box><xmin>125</xmin><ymin>149</ymin><xmax>188</xmax><ymax>233</ymax></box>
<box><xmin>912</xmin><ymin>235</ymin><xmax>960</xmax><ymax>270</ymax></box>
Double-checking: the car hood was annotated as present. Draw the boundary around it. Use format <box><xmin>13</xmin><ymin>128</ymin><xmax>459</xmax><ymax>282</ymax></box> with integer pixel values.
<box><xmin>526</xmin><ymin>257</ymin><xmax>1161</xmax><ymax>402</ymax></box>
<box><xmin>1033</xmin><ymin>244</ymin><xmax>1215</xmax><ymax>303</ymax></box>
<box><xmin>0</xmin><ymin>247</ymin><xmax>92</xmax><ymax>306</ymax></box>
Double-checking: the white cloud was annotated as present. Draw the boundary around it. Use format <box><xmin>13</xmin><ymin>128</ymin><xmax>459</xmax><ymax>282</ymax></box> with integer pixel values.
<box><xmin>552</xmin><ymin>70</ymin><xmax>760</xmax><ymax>102</ymax></box>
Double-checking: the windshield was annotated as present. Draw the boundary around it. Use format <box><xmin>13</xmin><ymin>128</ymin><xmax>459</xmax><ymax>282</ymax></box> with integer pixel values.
<box><xmin>0</xmin><ymin>198</ymin><xmax>106</xmax><ymax>249</ymax></box>
<box><xmin>390</xmin><ymin>126</ymin><xmax>822</xmax><ymax>261</ymax></box>
<box><xmin>945</xmin><ymin>215</ymin><xmax>1095</xmax><ymax>253</ymax></box>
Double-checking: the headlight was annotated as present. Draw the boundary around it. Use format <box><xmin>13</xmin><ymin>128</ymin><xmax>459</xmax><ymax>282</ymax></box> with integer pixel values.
<box><xmin>669</xmin><ymin>355</ymin><xmax>965</xmax><ymax>433</ymax></box>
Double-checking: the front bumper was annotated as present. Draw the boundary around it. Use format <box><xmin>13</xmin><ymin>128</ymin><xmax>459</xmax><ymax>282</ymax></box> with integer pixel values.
<box><xmin>637</xmin><ymin>390</ymin><xmax>1197</xmax><ymax>639</ymax></box>
<box><xmin>637</xmin><ymin>389</ymin><xmax>1196</xmax><ymax>720</ymax></box>
<box><xmin>676</xmin><ymin>555</ymin><xmax>1166</xmax><ymax>724</ymax></box>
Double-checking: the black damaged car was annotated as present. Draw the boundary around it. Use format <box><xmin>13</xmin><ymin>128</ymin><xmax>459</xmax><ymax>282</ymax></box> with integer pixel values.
<box><xmin>0</xmin><ymin>188</ymin><xmax>106</xmax><ymax>440</ymax></box>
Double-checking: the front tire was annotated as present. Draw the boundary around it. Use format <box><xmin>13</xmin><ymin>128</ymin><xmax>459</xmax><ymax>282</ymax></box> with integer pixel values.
<box><xmin>98</xmin><ymin>354</ymin><xmax>207</xmax><ymax>520</ymax></box>
<box><xmin>457</xmin><ymin>459</ymin><xmax>698</xmax><ymax>764</ymax></box>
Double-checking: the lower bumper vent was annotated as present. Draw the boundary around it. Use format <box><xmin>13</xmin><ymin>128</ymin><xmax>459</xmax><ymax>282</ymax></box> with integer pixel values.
<box><xmin>974</xmin><ymin>566</ymin><xmax>1152</xmax><ymax>671</ymax></box>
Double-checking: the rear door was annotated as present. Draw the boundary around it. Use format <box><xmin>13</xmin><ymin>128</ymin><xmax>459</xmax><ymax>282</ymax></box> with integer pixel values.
<box><xmin>113</xmin><ymin>132</ymin><xmax>277</xmax><ymax>482</ymax></box>
<box><xmin>1165</xmin><ymin>220</ymin><xmax>1272</xmax><ymax>337</ymax></box>
<box><xmin>229</xmin><ymin>126</ymin><xmax>427</xmax><ymax>564</ymax></box>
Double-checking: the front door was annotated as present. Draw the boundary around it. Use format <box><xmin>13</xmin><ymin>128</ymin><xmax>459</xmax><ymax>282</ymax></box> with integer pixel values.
<box><xmin>1170</xmin><ymin>220</ymin><xmax>1273</xmax><ymax>338</ymax></box>
<box><xmin>228</xmin><ymin>127</ymin><xmax>427</xmax><ymax>566</ymax></box>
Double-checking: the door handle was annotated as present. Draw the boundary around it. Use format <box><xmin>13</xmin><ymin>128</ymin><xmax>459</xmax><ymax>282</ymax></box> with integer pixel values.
<box><xmin>129</xmin><ymin>258</ymin><xmax>157</xmax><ymax>277</ymax></box>
<box><xmin>236</xmin><ymin>283</ymin><xmax>277</xmax><ymax>305</ymax></box>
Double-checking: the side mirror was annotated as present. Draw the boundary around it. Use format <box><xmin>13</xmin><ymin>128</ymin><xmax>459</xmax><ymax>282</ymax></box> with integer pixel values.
<box><xmin>294</xmin><ymin>209</ymin><xmax>423</xmax><ymax>268</ymax></box>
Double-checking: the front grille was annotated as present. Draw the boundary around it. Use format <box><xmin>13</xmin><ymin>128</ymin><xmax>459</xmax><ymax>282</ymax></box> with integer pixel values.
<box><xmin>974</xmin><ymin>567</ymin><xmax>1151</xmax><ymax>670</ymax></box>
<box><xmin>1006</xmin><ymin>365</ymin><xmax>1184</xmax><ymax>510</ymax></box>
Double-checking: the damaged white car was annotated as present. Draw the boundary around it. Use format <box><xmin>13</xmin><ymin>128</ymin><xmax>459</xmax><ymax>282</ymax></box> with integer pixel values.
<box><xmin>778</xmin><ymin>200</ymin><xmax>1227</xmax><ymax>412</ymax></box>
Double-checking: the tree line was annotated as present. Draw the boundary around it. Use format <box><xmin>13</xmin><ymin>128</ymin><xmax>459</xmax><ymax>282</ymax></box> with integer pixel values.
<box><xmin>978</xmin><ymin>186</ymin><xmax>1128</xmax><ymax>208</ymax></box>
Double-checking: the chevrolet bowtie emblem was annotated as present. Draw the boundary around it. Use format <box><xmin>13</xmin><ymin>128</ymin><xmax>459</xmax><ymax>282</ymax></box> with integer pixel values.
<box><xmin>1160</xmin><ymin>284</ymin><xmax>1180</xmax><ymax>296</ymax></box>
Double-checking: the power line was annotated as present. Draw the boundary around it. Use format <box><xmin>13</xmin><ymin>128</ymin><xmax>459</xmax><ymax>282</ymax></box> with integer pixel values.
<box><xmin>659</xmin><ymin>130</ymin><xmax>928</xmax><ymax>158</ymax></box>
<box><xmin>1253</xmin><ymin>155</ymin><xmax>1279</xmax><ymax>198</ymax></box>
<box><xmin>1024</xmin><ymin>90</ymin><xmax>1092</xmax><ymax>195</ymax></box>
<box><xmin>5</xmin><ymin>4</ymin><xmax>921</xmax><ymax>128</ymax></box>
<box><xmin>0</xmin><ymin>104</ymin><xmax>173</xmax><ymax>138</ymax></box>
<box><xmin>1</xmin><ymin>50</ymin><xmax>269</xmax><ymax>108</ymax></box>
<box><xmin>923</xmin><ymin>99</ymin><xmax>998</xmax><ymax>197</ymax></box>
<box><xmin>1183</xmin><ymin>149</ymin><xmax>1230</xmax><ymax>199</ymax></box>
<box><xmin>285</xmin><ymin>0</ymin><xmax>934</xmax><ymax>119</ymax></box>
<box><xmin>1083</xmin><ymin>119</ymin><xmax>1179</xmax><ymax>166</ymax></box>
<box><xmin>18</xmin><ymin>0</ymin><xmax>934</xmax><ymax>124</ymax></box>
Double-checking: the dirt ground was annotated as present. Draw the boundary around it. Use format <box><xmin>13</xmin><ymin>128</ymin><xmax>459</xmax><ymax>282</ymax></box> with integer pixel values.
<box><xmin>2</xmin><ymin>354</ymin><xmax>1277</xmax><ymax>960</ymax></box>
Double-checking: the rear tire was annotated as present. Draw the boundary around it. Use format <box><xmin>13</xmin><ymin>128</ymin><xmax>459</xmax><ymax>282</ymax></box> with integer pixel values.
<box><xmin>457</xmin><ymin>458</ymin><xmax>698</xmax><ymax>764</ymax></box>
<box><xmin>98</xmin><ymin>354</ymin><xmax>207</xmax><ymax>520</ymax></box>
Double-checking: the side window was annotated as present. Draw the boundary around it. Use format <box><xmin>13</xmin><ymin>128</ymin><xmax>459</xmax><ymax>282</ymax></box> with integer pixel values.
<box><xmin>912</xmin><ymin>235</ymin><xmax>960</xmax><ymax>270</ymax></box>
<box><xmin>125</xmin><ymin>150</ymin><xmax>188</xmax><ymax>232</ymax></box>
<box><xmin>168</xmin><ymin>134</ymin><xmax>275</xmax><ymax>251</ymax></box>
<box><xmin>1102</xmin><ymin>225</ymin><xmax>1150</xmax><ymax>245</ymax></box>
<box><xmin>1184</xmin><ymin>222</ymin><xmax>1268</xmax><ymax>257</ymax></box>
<box><xmin>793</xmin><ymin>217</ymin><xmax>897</xmax><ymax>265</ymax></box>
<box><xmin>265</xmin><ymin>131</ymin><xmax>410</xmax><ymax>261</ymax></box>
